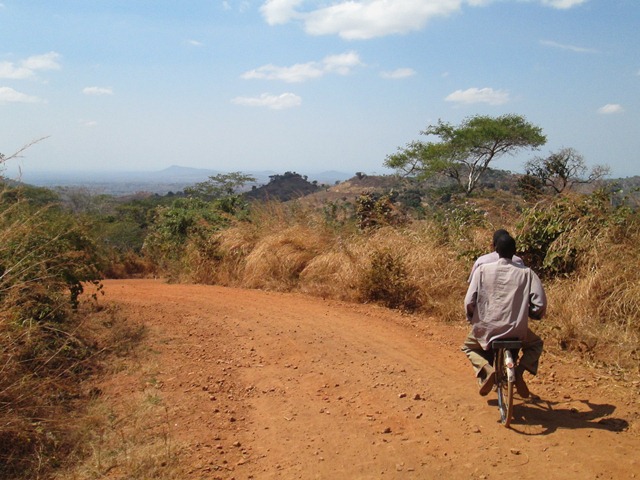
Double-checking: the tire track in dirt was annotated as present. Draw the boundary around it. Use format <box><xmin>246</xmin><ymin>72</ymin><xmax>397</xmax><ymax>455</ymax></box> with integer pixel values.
<box><xmin>97</xmin><ymin>279</ymin><xmax>640</xmax><ymax>479</ymax></box>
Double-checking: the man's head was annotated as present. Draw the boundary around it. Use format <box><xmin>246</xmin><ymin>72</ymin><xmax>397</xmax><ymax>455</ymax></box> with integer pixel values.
<box><xmin>492</xmin><ymin>229</ymin><xmax>510</xmax><ymax>248</ymax></box>
<box><xmin>495</xmin><ymin>234</ymin><xmax>516</xmax><ymax>259</ymax></box>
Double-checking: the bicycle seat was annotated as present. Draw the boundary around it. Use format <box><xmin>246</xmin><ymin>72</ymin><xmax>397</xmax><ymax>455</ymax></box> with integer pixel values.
<box><xmin>492</xmin><ymin>339</ymin><xmax>522</xmax><ymax>350</ymax></box>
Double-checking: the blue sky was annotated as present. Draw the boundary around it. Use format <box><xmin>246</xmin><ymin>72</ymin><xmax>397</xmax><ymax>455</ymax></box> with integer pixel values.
<box><xmin>1</xmin><ymin>0</ymin><xmax>638</xmax><ymax>178</ymax></box>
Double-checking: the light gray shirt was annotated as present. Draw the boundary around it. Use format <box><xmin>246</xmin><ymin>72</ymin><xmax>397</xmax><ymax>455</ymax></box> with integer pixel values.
<box><xmin>465</xmin><ymin>258</ymin><xmax>547</xmax><ymax>350</ymax></box>
<box><xmin>468</xmin><ymin>251</ymin><xmax>524</xmax><ymax>282</ymax></box>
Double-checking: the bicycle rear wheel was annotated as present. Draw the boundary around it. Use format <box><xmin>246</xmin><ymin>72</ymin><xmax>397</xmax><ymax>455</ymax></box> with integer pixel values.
<box><xmin>495</xmin><ymin>349</ymin><xmax>514</xmax><ymax>427</ymax></box>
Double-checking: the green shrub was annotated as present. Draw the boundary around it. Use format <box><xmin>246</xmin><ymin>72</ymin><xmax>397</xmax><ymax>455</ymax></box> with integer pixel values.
<box><xmin>516</xmin><ymin>191</ymin><xmax>632</xmax><ymax>277</ymax></box>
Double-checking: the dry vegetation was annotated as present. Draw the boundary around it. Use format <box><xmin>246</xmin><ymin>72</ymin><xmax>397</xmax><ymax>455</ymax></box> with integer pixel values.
<box><xmin>2</xmin><ymin>168</ymin><xmax>639</xmax><ymax>478</ymax></box>
<box><xmin>164</xmin><ymin>192</ymin><xmax>640</xmax><ymax>377</ymax></box>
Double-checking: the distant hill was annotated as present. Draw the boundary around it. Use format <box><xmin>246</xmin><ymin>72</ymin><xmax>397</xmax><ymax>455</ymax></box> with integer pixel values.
<box><xmin>245</xmin><ymin>172</ymin><xmax>321</xmax><ymax>202</ymax></box>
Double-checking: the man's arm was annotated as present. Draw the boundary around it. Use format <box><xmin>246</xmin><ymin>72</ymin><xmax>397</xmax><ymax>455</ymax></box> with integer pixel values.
<box><xmin>465</xmin><ymin>270</ymin><xmax>480</xmax><ymax>322</ymax></box>
<box><xmin>529</xmin><ymin>270</ymin><xmax>547</xmax><ymax>320</ymax></box>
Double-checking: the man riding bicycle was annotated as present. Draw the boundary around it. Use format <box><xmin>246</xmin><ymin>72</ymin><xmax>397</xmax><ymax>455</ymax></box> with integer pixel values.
<box><xmin>462</xmin><ymin>233</ymin><xmax>547</xmax><ymax>398</ymax></box>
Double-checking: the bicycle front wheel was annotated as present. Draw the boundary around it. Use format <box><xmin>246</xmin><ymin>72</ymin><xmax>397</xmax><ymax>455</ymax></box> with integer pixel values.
<box><xmin>495</xmin><ymin>350</ymin><xmax>514</xmax><ymax>427</ymax></box>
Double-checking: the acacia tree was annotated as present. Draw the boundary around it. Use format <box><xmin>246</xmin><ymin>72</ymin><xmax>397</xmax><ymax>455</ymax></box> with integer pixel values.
<box><xmin>385</xmin><ymin>114</ymin><xmax>546</xmax><ymax>195</ymax></box>
<box><xmin>522</xmin><ymin>147</ymin><xmax>610</xmax><ymax>194</ymax></box>
<box><xmin>184</xmin><ymin>171</ymin><xmax>255</xmax><ymax>213</ymax></box>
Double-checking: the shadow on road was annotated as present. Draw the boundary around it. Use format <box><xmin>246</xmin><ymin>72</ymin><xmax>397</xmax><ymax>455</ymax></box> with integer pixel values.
<box><xmin>489</xmin><ymin>396</ymin><xmax>630</xmax><ymax>435</ymax></box>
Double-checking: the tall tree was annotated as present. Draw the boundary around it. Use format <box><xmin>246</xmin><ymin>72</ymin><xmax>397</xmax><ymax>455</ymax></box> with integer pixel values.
<box><xmin>522</xmin><ymin>147</ymin><xmax>610</xmax><ymax>194</ymax></box>
<box><xmin>385</xmin><ymin>114</ymin><xmax>546</xmax><ymax>195</ymax></box>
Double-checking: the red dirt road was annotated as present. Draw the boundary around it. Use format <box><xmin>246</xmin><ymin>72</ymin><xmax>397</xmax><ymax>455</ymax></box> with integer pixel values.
<box><xmin>96</xmin><ymin>279</ymin><xmax>639</xmax><ymax>479</ymax></box>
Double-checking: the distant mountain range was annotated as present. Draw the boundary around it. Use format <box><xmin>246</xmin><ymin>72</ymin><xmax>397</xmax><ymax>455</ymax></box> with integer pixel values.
<box><xmin>12</xmin><ymin>165</ymin><xmax>355</xmax><ymax>195</ymax></box>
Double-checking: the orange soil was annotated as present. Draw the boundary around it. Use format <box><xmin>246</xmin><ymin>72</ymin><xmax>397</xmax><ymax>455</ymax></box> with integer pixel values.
<box><xmin>92</xmin><ymin>279</ymin><xmax>640</xmax><ymax>479</ymax></box>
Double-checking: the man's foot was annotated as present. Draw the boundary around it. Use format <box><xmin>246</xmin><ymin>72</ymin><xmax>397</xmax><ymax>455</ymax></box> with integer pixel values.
<box><xmin>478</xmin><ymin>365</ymin><xmax>495</xmax><ymax>396</ymax></box>
<box><xmin>515</xmin><ymin>366</ymin><xmax>530</xmax><ymax>398</ymax></box>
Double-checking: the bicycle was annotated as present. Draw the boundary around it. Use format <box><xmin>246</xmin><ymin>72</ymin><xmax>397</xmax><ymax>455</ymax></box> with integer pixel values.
<box><xmin>491</xmin><ymin>338</ymin><xmax>522</xmax><ymax>427</ymax></box>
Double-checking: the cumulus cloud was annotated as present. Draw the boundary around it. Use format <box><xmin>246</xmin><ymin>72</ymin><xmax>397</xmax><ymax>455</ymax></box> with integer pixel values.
<box><xmin>231</xmin><ymin>92</ymin><xmax>302</xmax><ymax>109</ymax></box>
<box><xmin>261</xmin><ymin>0</ymin><xmax>303</xmax><ymax>25</ymax></box>
<box><xmin>445</xmin><ymin>87</ymin><xmax>510</xmax><ymax>105</ymax></box>
<box><xmin>259</xmin><ymin>0</ymin><xmax>587</xmax><ymax>39</ymax></box>
<box><xmin>540</xmin><ymin>0</ymin><xmax>588</xmax><ymax>9</ymax></box>
<box><xmin>241</xmin><ymin>51</ymin><xmax>363</xmax><ymax>83</ymax></box>
<box><xmin>540</xmin><ymin>39</ymin><xmax>598</xmax><ymax>54</ymax></box>
<box><xmin>305</xmin><ymin>0</ymin><xmax>462</xmax><ymax>40</ymax></box>
<box><xmin>0</xmin><ymin>86</ymin><xmax>41</xmax><ymax>103</ymax></box>
<box><xmin>261</xmin><ymin>0</ymin><xmax>462</xmax><ymax>39</ymax></box>
<box><xmin>380</xmin><ymin>68</ymin><xmax>416</xmax><ymax>79</ymax></box>
<box><xmin>598</xmin><ymin>104</ymin><xmax>624</xmax><ymax>115</ymax></box>
<box><xmin>82</xmin><ymin>86</ymin><xmax>114</xmax><ymax>96</ymax></box>
<box><xmin>0</xmin><ymin>52</ymin><xmax>61</xmax><ymax>80</ymax></box>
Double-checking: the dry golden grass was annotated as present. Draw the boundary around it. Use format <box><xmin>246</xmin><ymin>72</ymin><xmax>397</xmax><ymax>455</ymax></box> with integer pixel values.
<box><xmin>184</xmin><ymin>202</ymin><xmax>471</xmax><ymax>321</ymax></box>
<box><xmin>57</xmin><ymin>382</ymin><xmax>178</xmax><ymax>480</ymax></box>
<box><xmin>166</xmin><ymin>195</ymin><xmax>640</xmax><ymax>378</ymax></box>
<box><xmin>542</xmin><ymin>228</ymin><xmax>640</xmax><ymax>374</ymax></box>
<box><xmin>243</xmin><ymin>224</ymin><xmax>331</xmax><ymax>291</ymax></box>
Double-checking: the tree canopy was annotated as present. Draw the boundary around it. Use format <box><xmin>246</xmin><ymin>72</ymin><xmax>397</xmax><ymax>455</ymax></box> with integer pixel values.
<box><xmin>385</xmin><ymin>114</ymin><xmax>546</xmax><ymax>195</ymax></box>
<box><xmin>521</xmin><ymin>147</ymin><xmax>610</xmax><ymax>195</ymax></box>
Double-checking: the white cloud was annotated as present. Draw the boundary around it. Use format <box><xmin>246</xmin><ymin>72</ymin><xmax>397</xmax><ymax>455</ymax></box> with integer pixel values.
<box><xmin>241</xmin><ymin>51</ymin><xmax>363</xmax><ymax>83</ymax></box>
<box><xmin>598</xmin><ymin>104</ymin><xmax>624</xmax><ymax>115</ymax></box>
<box><xmin>445</xmin><ymin>87</ymin><xmax>510</xmax><ymax>105</ymax></box>
<box><xmin>261</xmin><ymin>0</ymin><xmax>462</xmax><ymax>40</ymax></box>
<box><xmin>261</xmin><ymin>0</ymin><xmax>303</xmax><ymax>25</ymax></box>
<box><xmin>0</xmin><ymin>52</ymin><xmax>61</xmax><ymax>79</ymax></box>
<box><xmin>22</xmin><ymin>52</ymin><xmax>61</xmax><ymax>71</ymax></box>
<box><xmin>0</xmin><ymin>62</ymin><xmax>33</xmax><ymax>79</ymax></box>
<box><xmin>305</xmin><ymin>0</ymin><xmax>462</xmax><ymax>40</ymax></box>
<box><xmin>540</xmin><ymin>0</ymin><xmax>588</xmax><ymax>9</ymax></box>
<box><xmin>380</xmin><ymin>68</ymin><xmax>416</xmax><ymax>79</ymax></box>
<box><xmin>231</xmin><ymin>92</ymin><xmax>302</xmax><ymax>109</ymax></box>
<box><xmin>259</xmin><ymin>0</ymin><xmax>588</xmax><ymax>39</ymax></box>
<box><xmin>540</xmin><ymin>39</ymin><xmax>598</xmax><ymax>54</ymax></box>
<box><xmin>0</xmin><ymin>86</ymin><xmax>41</xmax><ymax>103</ymax></box>
<box><xmin>187</xmin><ymin>39</ymin><xmax>204</xmax><ymax>47</ymax></box>
<box><xmin>83</xmin><ymin>86</ymin><xmax>114</xmax><ymax>96</ymax></box>
<box><xmin>80</xmin><ymin>120</ymin><xmax>98</xmax><ymax>127</ymax></box>
<box><xmin>242</xmin><ymin>63</ymin><xmax>324</xmax><ymax>83</ymax></box>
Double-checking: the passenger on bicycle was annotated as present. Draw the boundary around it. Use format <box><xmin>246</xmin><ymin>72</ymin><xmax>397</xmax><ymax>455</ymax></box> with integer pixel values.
<box><xmin>462</xmin><ymin>233</ymin><xmax>547</xmax><ymax>398</ymax></box>
<box><xmin>467</xmin><ymin>229</ymin><xmax>524</xmax><ymax>282</ymax></box>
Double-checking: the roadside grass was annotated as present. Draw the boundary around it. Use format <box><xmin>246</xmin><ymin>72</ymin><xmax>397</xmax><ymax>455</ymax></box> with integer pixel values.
<box><xmin>167</xmin><ymin>194</ymin><xmax>640</xmax><ymax>379</ymax></box>
<box><xmin>51</xmin><ymin>301</ymin><xmax>181</xmax><ymax>480</ymax></box>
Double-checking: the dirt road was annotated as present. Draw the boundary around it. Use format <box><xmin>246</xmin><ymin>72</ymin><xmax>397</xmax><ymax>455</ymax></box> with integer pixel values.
<box><xmin>96</xmin><ymin>279</ymin><xmax>639</xmax><ymax>479</ymax></box>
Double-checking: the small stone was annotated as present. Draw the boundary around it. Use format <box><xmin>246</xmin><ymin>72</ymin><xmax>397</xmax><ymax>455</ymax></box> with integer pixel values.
<box><xmin>383</xmin><ymin>427</ymin><xmax>392</xmax><ymax>434</ymax></box>
<box><xmin>510</xmin><ymin>448</ymin><xmax>521</xmax><ymax>455</ymax></box>
<box><xmin>398</xmin><ymin>393</ymin><xmax>407</xmax><ymax>398</ymax></box>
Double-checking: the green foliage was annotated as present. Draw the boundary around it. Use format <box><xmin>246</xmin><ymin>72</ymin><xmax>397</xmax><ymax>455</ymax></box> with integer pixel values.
<box><xmin>142</xmin><ymin>197</ymin><xmax>229</xmax><ymax>277</ymax></box>
<box><xmin>0</xmin><ymin>189</ymin><xmax>103</xmax><ymax>316</ymax></box>
<box><xmin>523</xmin><ymin>147</ymin><xmax>610</xmax><ymax>194</ymax></box>
<box><xmin>385</xmin><ymin>114</ymin><xmax>546</xmax><ymax>195</ymax></box>
<box><xmin>185</xmin><ymin>172</ymin><xmax>255</xmax><ymax>201</ymax></box>
<box><xmin>516</xmin><ymin>191</ymin><xmax>632</xmax><ymax>276</ymax></box>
